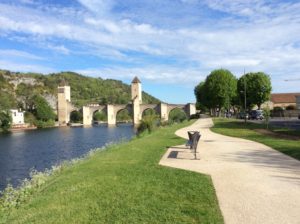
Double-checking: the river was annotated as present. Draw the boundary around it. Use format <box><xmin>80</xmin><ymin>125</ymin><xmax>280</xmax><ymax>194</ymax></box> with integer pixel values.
<box><xmin>0</xmin><ymin>124</ymin><xmax>135</xmax><ymax>191</ymax></box>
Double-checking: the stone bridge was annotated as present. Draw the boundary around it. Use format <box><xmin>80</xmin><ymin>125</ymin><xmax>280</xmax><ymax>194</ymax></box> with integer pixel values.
<box><xmin>81</xmin><ymin>102</ymin><xmax>196</xmax><ymax>125</ymax></box>
<box><xmin>58</xmin><ymin>77</ymin><xmax>196</xmax><ymax>126</ymax></box>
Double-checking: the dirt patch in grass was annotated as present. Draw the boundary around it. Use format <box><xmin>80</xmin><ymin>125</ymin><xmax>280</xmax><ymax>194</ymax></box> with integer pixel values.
<box><xmin>254</xmin><ymin>129</ymin><xmax>300</xmax><ymax>141</ymax></box>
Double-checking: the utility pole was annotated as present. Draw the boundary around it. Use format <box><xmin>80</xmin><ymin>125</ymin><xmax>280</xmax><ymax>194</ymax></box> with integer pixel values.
<box><xmin>244</xmin><ymin>68</ymin><xmax>247</xmax><ymax>124</ymax></box>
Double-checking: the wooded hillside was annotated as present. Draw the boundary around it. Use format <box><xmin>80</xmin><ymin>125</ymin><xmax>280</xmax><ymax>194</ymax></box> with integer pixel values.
<box><xmin>0</xmin><ymin>70</ymin><xmax>160</xmax><ymax>111</ymax></box>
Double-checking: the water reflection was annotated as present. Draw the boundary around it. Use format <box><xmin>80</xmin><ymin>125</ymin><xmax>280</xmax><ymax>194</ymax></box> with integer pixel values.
<box><xmin>0</xmin><ymin>124</ymin><xmax>134</xmax><ymax>190</ymax></box>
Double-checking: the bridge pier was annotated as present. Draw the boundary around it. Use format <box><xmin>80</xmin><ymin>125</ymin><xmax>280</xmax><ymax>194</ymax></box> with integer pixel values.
<box><xmin>159</xmin><ymin>103</ymin><xmax>168</xmax><ymax>121</ymax></box>
<box><xmin>186</xmin><ymin>103</ymin><xmax>196</xmax><ymax>117</ymax></box>
<box><xmin>82</xmin><ymin>106</ymin><xmax>92</xmax><ymax>125</ymax></box>
<box><xmin>133</xmin><ymin>98</ymin><xmax>141</xmax><ymax>125</ymax></box>
<box><xmin>107</xmin><ymin>105</ymin><xmax>116</xmax><ymax>125</ymax></box>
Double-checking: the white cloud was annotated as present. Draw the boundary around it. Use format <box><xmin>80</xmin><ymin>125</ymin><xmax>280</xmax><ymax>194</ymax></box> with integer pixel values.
<box><xmin>0</xmin><ymin>1</ymin><xmax>299</xmax><ymax>93</ymax></box>
<box><xmin>0</xmin><ymin>60</ymin><xmax>54</xmax><ymax>74</ymax></box>
<box><xmin>76</xmin><ymin>66</ymin><xmax>207</xmax><ymax>86</ymax></box>
<box><xmin>77</xmin><ymin>0</ymin><xmax>114</xmax><ymax>14</ymax></box>
<box><xmin>0</xmin><ymin>49</ymin><xmax>44</xmax><ymax>60</ymax></box>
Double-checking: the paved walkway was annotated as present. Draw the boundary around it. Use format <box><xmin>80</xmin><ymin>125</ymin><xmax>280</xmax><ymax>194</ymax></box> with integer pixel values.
<box><xmin>160</xmin><ymin>118</ymin><xmax>300</xmax><ymax>224</ymax></box>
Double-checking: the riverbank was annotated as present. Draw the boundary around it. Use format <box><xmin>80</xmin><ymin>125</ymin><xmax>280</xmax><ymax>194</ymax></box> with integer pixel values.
<box><xmin>0</xmin><ymin>120</ymin><xmax>223</xmax><ymax>223</ymax></box>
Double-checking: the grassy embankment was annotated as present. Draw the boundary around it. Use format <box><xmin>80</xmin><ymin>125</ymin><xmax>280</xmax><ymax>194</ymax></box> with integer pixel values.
<box><xmin>1</xmin><ymin>121</ymin><xmax>223</xmax><ymax>224</ymax></box>
<box><xmin>212</xmin><ymin>118</ymin><xmax>300</xmax><ymax>161</ymax></box>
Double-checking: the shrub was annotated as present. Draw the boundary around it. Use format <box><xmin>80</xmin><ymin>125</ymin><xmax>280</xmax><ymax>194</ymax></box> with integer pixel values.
<box><xmin>190</xmin><ymin>113</ymin><xmax>200</xmax><ymax>119</ymax></box>
<box><xmin>24</xmin><ymin>112</ymin><xmax>36</xmax><ymax>125</ymax></box>
<box><xmin>273</xmin><ymin>106</ymin><xmax>284</xmax><ymax>112</ymax></box>
<box><xmin>169</xmin><ymin>108</ymin><xmax>187</xmax><ymax>123</ymax></box>
<box><xmin>0</xmin><ymin>111</ymin><xmax>11</xmax><ymax>132</ymax></box>
<box><xmin>286</xmin><ymin>105</ymin><xmax>296</xmax><ymax>110</ymax></box>
<box><xmin>34</xmin><ymin>120</ymin><xmax>55</xmax><ymax>128</ymax></box>
<box><xmin>137</xmin><ymin>114</ymin><xmax>159</xmax><ymax>135</ymax></box>
<box><xmin>93</xmin><ymin>111</ymin><xmax>107</xmax><ymax>122</ymax></box>
<box><xmin>263</xmin><ymin>106</ymin><xmax>271</xmax><ymax>129</ymax></box>
<box><xmin>32</xmin><ymin>95</ymin><xmax>56</xmax><ymax>121</ymax></box>
<box><xmin>70</xmin><ymin>111</ymin><xmax>83</xmax><ymax>123</ymax></box>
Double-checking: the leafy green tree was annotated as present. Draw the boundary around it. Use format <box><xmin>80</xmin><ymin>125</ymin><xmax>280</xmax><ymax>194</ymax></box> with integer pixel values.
<box><xmin>237</xmin><ymin>72</ymin><xmax>272</xmax><ymax>109</ymax></box>
<box><xmin>32</xmin><ymin>95</ymin><xmax>56</xmax><ymax>121</ymax></box>
<box><xmin>194</xmin><ymin>81</ymin><xmax>210</xmax><ymax>111</ymax></box>
<box><xmin>116</xmin><ymin>110</ymin><xmax>132</xmax><ymax>122</ymax></box>
<box><xmin>204</xmin><ymin>69</ymin><xmax>237</xmax><ymax>114</ymax></box>
<box><xmin>0</xmin><ymin>111</ymin><xmax>12</xmax><ymax>132</ymax></box>
<box><xmin>93</xmin><ymin>111</ymin><xmax>107</xmax><ymax>121</ymax></box>
<box><xmin>0</xmin><ymin>92</ymin><xmax>16</xmax><ymax>110</ymax></box>
<box><xmin>169</xmin><ymin>108</ymin><xmax>187</xmax><ymax>123</ymax></box>
<box><xmin>137</xmin><ymin>113</ymin><xmax>159</xmax><ymax>135</ymax></box>
<box><xmin>142</xmin><ymin>109</ymin><xmax>157</xmax><ymax>117</ymax></box>
<box><xmin>24</xmin><ymin>112</ymin><xmax>36</xmax><ymax>125</ymax></box>
<box><xmin>16</xmin><ymin>83</ymin><xmax>35</xmax><ymax>110</ymax></box>
<box><xmin>70</xmin><ymin>111</ymin><xmax>83</xmax><ymax>123</ymax></box>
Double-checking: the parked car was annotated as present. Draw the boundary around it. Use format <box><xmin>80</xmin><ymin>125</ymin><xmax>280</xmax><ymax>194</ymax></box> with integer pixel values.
<box><xmin>237</xmin><ymin>112</ymin><xmax>249</xmax><ymax>119</ymax></box>
<box><xmin>249</xmin><ymin>110</ymin><xmax>264</xmax><ymax>120</ymax></box>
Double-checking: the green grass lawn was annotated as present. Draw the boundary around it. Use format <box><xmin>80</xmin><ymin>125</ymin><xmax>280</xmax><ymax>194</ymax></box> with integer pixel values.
<box><xmin>211</xmin><ymin>118</ymin><xmax>300</xmax><ymax>161</ymax></box>
<box><xmin>1</xmin><ymin>121</ymin><xmax>223</xmax><ymax>224</ymax></box>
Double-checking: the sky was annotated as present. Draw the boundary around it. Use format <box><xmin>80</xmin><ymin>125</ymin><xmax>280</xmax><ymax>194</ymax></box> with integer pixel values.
<box><xmin>0</xmin><ymin>0</ymin><xmax>300</xmax><ymax>103</ymax></box>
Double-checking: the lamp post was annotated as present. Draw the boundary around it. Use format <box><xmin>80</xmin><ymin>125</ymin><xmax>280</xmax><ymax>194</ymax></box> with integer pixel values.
<box><xmin>243</xmin><ymin>70</ymin><xmax>247</xmax><ymax>124</ymax></box>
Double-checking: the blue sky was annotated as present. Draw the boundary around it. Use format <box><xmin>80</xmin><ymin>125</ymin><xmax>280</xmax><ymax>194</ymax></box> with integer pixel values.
<box><xmin>0</xmin><ymin>0</ymin><xmax>300</xmax><ymax>103</ymax></box>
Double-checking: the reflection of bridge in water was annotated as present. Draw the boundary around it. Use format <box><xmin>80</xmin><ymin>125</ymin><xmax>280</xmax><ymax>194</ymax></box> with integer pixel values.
<box><xmin>58</xmin><ymin>77</ymin><xmax>196</xmax><ymax>126</ymax></box>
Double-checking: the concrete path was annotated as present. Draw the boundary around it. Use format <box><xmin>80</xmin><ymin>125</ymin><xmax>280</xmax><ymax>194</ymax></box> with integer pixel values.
<box><xmin>160</xmin><ymin>118</ymin><xmax>300</xmax><ymax>224</ymax></box>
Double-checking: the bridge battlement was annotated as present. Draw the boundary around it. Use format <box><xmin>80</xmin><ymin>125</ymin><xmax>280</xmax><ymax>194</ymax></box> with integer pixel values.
<box><xmin>57</xmin><ymin>77</ymin><xmax>196</xmax><ymax>126</ymax></box>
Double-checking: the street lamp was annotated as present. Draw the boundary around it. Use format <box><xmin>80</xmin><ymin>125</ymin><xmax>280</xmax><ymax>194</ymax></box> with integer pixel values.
<box><xmin>243</xmin><ymin>70</ymin><xmax>247</xmax><ymax>124</ymax></box>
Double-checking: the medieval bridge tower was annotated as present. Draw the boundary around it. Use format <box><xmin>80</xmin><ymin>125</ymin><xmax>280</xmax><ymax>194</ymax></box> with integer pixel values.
<box><xmin>57</xmin><ymin>82</ymin><xmax>76</xmax><ymax>126</ymax></box>
<box><xmin>57</xmin><ymin>77</ymin><xmax>196</xmax><ymax>126</ymax></box>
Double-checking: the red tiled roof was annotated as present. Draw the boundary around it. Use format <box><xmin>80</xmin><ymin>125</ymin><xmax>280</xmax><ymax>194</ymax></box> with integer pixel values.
<box><xmin>271</xmin><ymin>93</ymin><xmax>300</xmax><ymax>104</ymax></box>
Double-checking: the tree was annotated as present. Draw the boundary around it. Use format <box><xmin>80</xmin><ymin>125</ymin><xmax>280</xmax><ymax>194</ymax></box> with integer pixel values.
<box><xmin>194</xmin><ymin>82</ymin><xmax>209</xmax><ymax>111</ymax></box>
<box><xmin>116</xmin><ymin>110</ymin><xmax>132</xmax><ymax>122</ymax></box>
<box><xmin>70</xmin><ymin>111</ymin><xmax>83</xmax><ymax>123</ymax></box>
<box><xmin>16</xmin><ymin>83</ymin><xmax>35</xmax><ymax>110</ymax></box>
<box><xmin>32</xmin><ymin>95</ymin><xmax>56</xmax><ymax>121</ymax></box>
<box><xmin>0</xmin><ymin>111</ymin><xmax>12</xmax><ymax>132</ymax></box>
<box><xmin>204</xmin><ymin>69</ymin><xmax>237</xmax><ymax>115</ymax></box>
<box><xmin>169</xmin><ymin>108</ymin><xmax>187</xmax><ymax>123</ymax></box>
<box><xmin>237</xmin><ymin>72</ymin><xmax>272</xmax><ymax>109</ymax></box>
<box><xmin>0</xmin><ymin>92</ymin><xmax>16</xmax><ymax>111</ymax></box>
<box><xmin>93</xmin><ymin>111</ymin><xmax>107</xmax><ymax>121</ymax></box>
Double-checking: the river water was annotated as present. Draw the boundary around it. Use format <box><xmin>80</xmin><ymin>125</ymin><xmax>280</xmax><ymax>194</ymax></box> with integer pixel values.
<box><xmin>0</xmin><ymin>124</ymin><xmax>135</xmax><ymax>191</ymax></box>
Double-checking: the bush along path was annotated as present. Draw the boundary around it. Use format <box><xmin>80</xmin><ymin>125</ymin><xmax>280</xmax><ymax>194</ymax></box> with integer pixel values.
<box><xmin>160</xmin><ymin>118</ymin><xmax>300</xmax><ymax>224</ymax></box>
<box><xmin>0</xmin><ymin>121</ymin><xmax>223</xmax><ymax>224</ymax></box>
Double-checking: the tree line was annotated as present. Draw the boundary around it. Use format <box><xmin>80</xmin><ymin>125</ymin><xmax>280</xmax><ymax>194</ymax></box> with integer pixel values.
<box><xmin>194</xmin><ymin>69</ymin><xmax>272</xmax><ymax>116</ymax></box>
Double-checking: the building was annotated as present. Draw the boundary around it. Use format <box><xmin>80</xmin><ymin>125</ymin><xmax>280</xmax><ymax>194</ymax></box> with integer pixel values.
<box><xmin>297</xmin><ymin>96</ymin><xmax>300</xmax><ymax>109</ymax></box>
<box><xmin>269</xmin><ymin>93</ymin><xmax>300</xmax><ymax>109</ymax></box>
<box><xmin>10</xmin><ymin>109</ymin><xmax>25</xmax><ymax>125</ymax></box>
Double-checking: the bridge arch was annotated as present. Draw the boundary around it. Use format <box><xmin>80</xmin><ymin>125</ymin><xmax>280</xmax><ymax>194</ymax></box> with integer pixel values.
<box><xmin>168</xmin><ymin>107</ymin><xmax>188</xmax><ymax>123</ymax></box>
<box><xmin>69</xmin><ymin>109</ymin><xmax>83</xmax><ymax>123</ymax></box>
<box><xmin>140</xmin><ymin>104</ymin><xmax>160</xmax><ymax>119</ymax></box>
<box><xmin>142</xmin><ymin>108</ymin><xmax>158</xmax><ymax>117</ymax></box>
<box><xmin>115</xmin><ymin>105</ymin><xmax>133</xmax><ymax>123</ymax></box>
<box><xmin>92</xmin><ymin>108</ymin><xmax>107</xmax><ymax>124</ymax></box>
